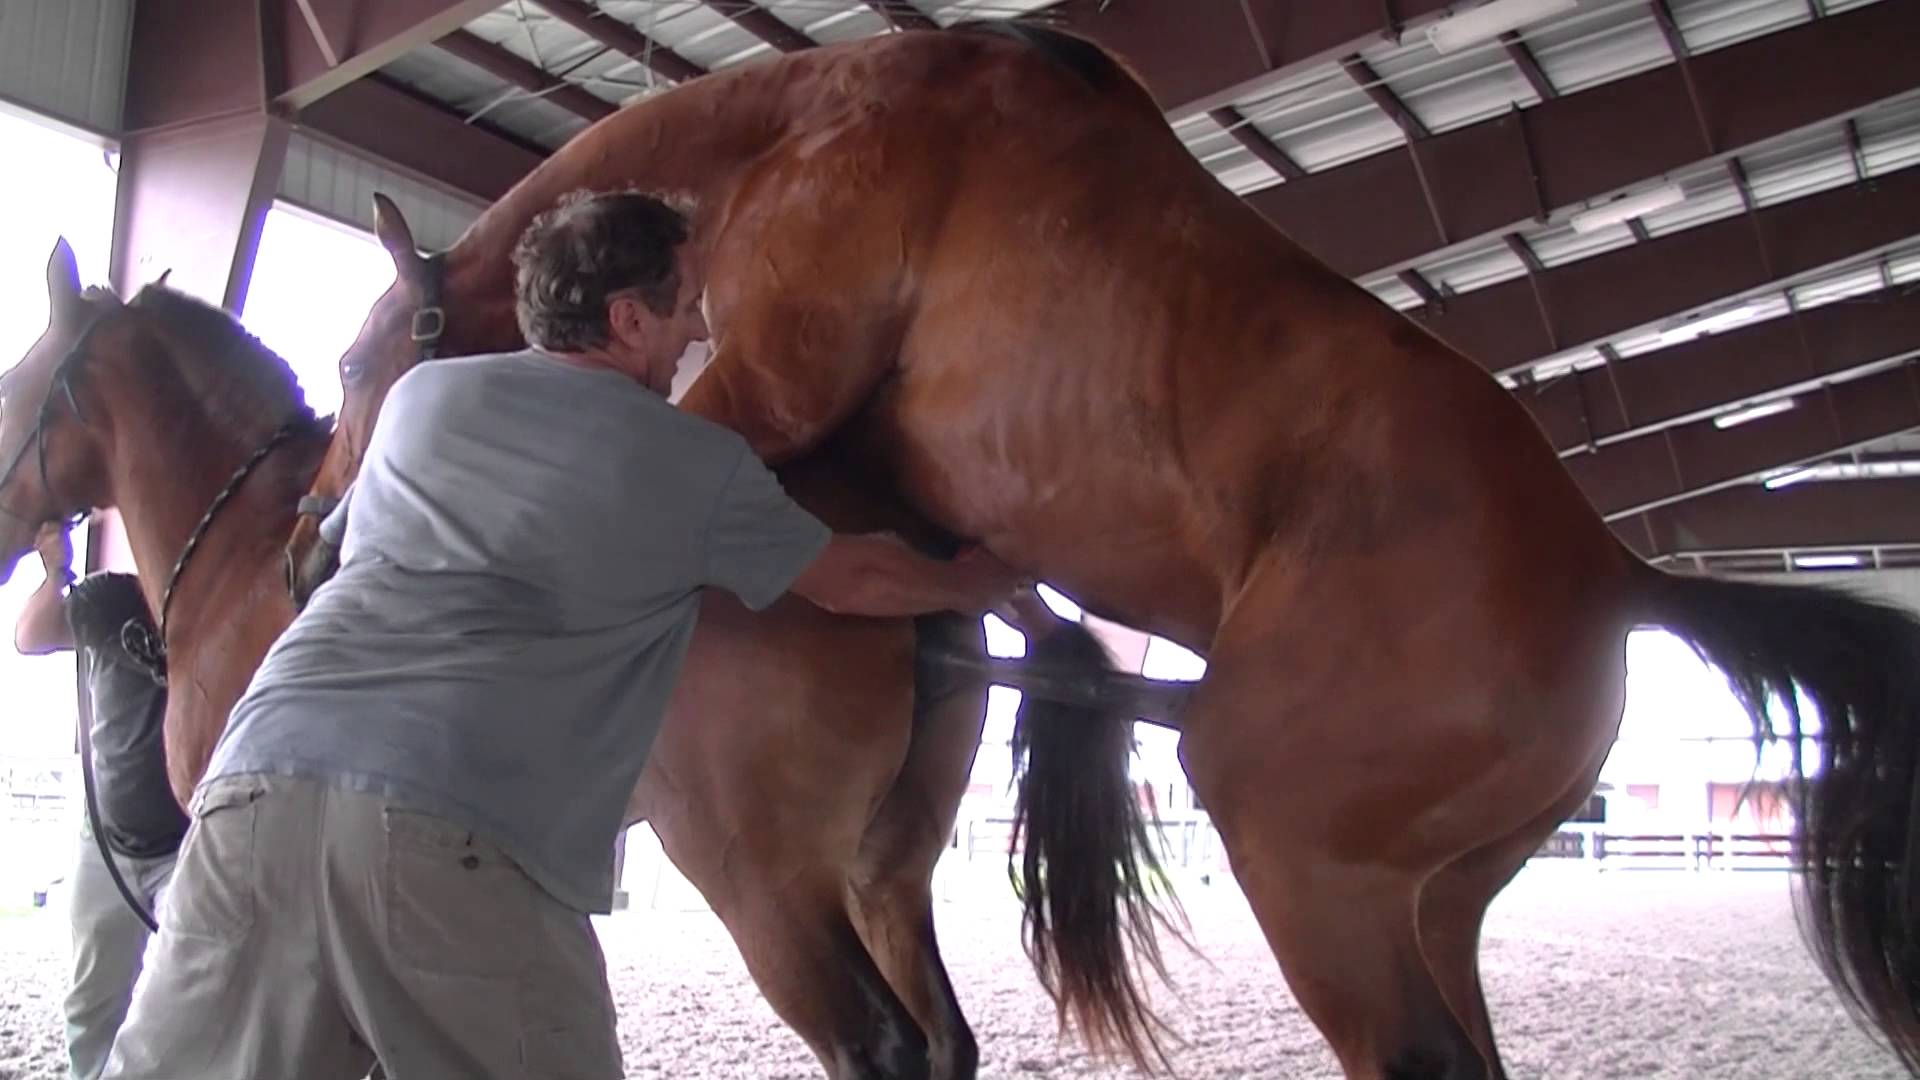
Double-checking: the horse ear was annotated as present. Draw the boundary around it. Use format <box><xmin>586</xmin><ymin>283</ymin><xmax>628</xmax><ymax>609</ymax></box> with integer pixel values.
<box><xmin>153</xmin><ymin>268</ymin><xmax>172</xmax><ymax>289</ymax></box>
<box><xmin>46</xmin><ymin>237</ymin><xmax>82</xmax><ymax>315</ymax></box>
<box><xmin>371</xmin><ymin>193</ymin><xmax>427</xmax><ymax>287</ymax></box>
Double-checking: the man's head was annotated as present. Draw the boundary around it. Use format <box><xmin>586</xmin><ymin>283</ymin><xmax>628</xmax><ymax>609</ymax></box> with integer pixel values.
<box><xmin>511</xmin><ymin>190</ymin><xmax>709</xmax><ymax>395</ymax></box>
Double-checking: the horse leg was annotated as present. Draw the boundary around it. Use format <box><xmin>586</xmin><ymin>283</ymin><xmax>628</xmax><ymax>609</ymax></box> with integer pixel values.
<box><xmin>845</xmin><ymin>615</ymin><xmax>991</xmax><ymax>1080</ymax></box>
<box><xmin>1174</xmin><ymin>565</ymin><xmax>1625</xmax><ymax>1079</ymax></box>
<box><xmin>714</xmin><ymin>873</ymin><xmax>933</xmax><ymax>1080</ymax></box>
<box><xmin>1416</xmin><ymin>642</ymin><xmax>1628</xmax><ymax>1078</ymax></box>
<box><xmin>1414</xmin><ymin>759</ymin><xmax>1609</xmax><ymax>1079</ymax></box>
<box><xmin>636</xmin><ymin>593</ymin><xmax>933</xmax><ymax>1078</ymax></box>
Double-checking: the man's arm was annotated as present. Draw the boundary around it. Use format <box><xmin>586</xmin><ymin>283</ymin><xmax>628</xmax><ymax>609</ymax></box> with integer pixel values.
<box><xmin>788</xmin><ymin>535</ymin><xmax>1028</xmax><ymax>619</ymax></box>
<box><xmin>13</xmin><ymin>525</ymin><xmax>75</xmax><ymax>655</ymax></box>
<box><xmin>704</xmin><ymin>446</ymin><xmax>1033</xmax><ymax>621</ymax></box>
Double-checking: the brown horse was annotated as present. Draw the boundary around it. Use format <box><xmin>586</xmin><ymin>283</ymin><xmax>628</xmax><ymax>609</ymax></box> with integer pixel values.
<box><xmin>292</xmin><ymin>20</ymin><xmax>1920</xmax><ymax>1080</ymax></box>
<box><xmin>0</xmin><ymin>244</ymin><xmax>1186</xmax><ymax>1080</ymax></box>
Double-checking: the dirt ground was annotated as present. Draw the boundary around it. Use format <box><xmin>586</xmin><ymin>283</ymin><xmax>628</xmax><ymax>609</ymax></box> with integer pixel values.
<box><xmin>0</xmin><ymin>862</ymin><xmax>1906</xmax><ymax>1079</ymax></box>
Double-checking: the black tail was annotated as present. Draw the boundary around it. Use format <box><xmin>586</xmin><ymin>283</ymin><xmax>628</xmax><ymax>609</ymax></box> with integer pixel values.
<box><xmin>1007</xmin><ymin>623</ymin><xmax>1189</xmax><ymax>1071</ymax></box>
<box><xmin>1646</xmin><ymin>568</ymin><xmax>1920</xmax><ymax>1069</ymax></box>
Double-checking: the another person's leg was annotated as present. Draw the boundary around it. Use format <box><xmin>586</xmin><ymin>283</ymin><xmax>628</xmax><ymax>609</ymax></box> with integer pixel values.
<box><xmin>63</xmin><ymin>828</ymin><xmax>159</xmax><ymax>1080</ymax></box>
<box><xmin>102</xmin><ymin>775</ymin><xmax>373</xmax><ymax>1080</ymax></box>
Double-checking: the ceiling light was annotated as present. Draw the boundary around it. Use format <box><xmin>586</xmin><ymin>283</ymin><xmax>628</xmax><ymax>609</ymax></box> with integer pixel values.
<box><xmin>1712</xmin><ymin>398</ymin><xmax>1795</xmax><ymax>430</ymax></box>
<box><xmin>1570</xmin><ymin>183</ymin><xmax>1687</xmax><ymax>234</ymax></box>
<box><xmin>1763</xmin><ymin>466</ymin><xmax>1820</xmax><ymax>491</ymax></box>
<box><xmin>1425</xmin><ymin>0</ymin><xmax>1580</xmax><ymax>54</ymax></box>
<box><xmin>1793</xmin><ymin>554</ymin><xmax>1864</xmax><ymax>569</ymax></box>
<box><xmin>1659</xmin><ymin>302</ymin><xmax>1763</xmax><ymax>346</ymax></box>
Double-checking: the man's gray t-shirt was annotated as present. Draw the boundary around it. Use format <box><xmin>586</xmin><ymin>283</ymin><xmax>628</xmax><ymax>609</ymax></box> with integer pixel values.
<box><xmin>206</xmin><ymin>350</ymin><xmax>831</xmax><ymax>913</ymax></box>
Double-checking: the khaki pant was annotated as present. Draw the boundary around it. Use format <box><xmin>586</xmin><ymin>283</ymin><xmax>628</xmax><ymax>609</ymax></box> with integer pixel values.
<box><xmin>101</xmin><ymin>774</ymin><xmax>623</xmax><ymax>1080</ymax></box>
<box><xmin>66</xmin><ymin>825</ymin><xmax>175</xmax><ymax>1080</ymax></box>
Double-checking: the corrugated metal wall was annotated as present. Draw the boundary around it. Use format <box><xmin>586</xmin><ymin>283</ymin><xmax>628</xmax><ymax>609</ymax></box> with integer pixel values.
<box><xmin>0</xmin><ymin>0</ymin><xmax>132</xmax><ymax>135</ymax></box>
<box><xmin>279</xmin><ymin>132</ymin><xmax>485</xmax><ymax>253</ymax></box>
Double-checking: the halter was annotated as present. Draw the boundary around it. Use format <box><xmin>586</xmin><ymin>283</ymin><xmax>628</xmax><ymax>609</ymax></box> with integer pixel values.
<box><xmin>294</xmin><ymin>250</ymin><xmax>445</xmax><ymax>526</ymax></box>
<box><xmin>0</xmin><ymin>308</ymin><xmax>110</xmax><ymax>530</ymax></box>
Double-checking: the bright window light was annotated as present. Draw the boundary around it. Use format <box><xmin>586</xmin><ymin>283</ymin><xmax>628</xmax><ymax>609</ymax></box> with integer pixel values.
<box><xmin>241</xmin><ymin>203</ymin><xmax>397</xmax><ymax>419</ymax></box>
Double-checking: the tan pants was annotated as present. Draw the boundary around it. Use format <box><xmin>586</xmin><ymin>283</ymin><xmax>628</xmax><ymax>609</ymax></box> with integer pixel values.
<box><xmin>101</xmin><ymin>774</ymin><xmax>623</xmax><ymax>1080</ymax></box>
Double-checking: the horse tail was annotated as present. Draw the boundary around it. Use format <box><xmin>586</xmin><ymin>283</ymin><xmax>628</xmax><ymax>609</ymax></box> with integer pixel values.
<box><xmin>1008</xmin><ymin>621</ymin><xmax>1188</xmax><ymax>1071</ymax></box>
<box><xmin>1638</xmin><ymin>565</ymin><xmax>1920</xmax><ymax>1069</ymax></box>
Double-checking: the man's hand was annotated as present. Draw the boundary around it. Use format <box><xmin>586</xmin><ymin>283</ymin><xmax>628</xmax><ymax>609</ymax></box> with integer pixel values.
<box><xmin>993</xmin><ymin>583</ymin><xmax>1066</xmax><ymax>643</ymax></box>
<box><xmin>33</xmin><ymin>523</ymin><xmax>74</xmax><ymax>586</ymax></box>
<box><xmin>14</xmin><ymin>524</ymin><xmax>76</xmax><ymax>656</ymax></box>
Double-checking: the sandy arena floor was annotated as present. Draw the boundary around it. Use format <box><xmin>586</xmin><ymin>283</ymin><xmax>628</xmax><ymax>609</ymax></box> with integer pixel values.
<box><xmin>0</xmin><ymin>860</ymin><xmax>1906</xmax><ymax>1079</ymax></box>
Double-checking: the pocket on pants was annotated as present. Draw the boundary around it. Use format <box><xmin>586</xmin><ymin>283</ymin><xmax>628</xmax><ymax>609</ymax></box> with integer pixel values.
<box><xmin>164</xmin><ymin>778</ymin><xmax>262</xmax><ymax>939</ymax></box>
<box><xmin>383</xmin><ymin>809</ymin><xmax>535</xmax><ymax>979</ymax></box>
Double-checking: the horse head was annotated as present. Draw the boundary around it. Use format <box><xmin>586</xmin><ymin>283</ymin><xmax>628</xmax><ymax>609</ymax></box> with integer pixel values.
<box><xmin>0</xmin><ymin>240</ymin><xmax>123</xmax><ymax>584</ymax></box>
<box><xmin>287</xmin><ymin>194</ymin><xmax>507</xmax><ymax>605</ymax></box>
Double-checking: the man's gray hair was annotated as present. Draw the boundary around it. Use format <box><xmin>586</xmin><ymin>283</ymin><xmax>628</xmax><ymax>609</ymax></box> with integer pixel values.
<box><xmin>511</xmin><ymin>189</ymin><xmax>695</xmax><ymax>351</ymax></box>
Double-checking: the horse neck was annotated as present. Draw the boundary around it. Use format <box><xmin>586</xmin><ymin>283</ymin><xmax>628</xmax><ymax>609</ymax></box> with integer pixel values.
<box><xmin>446</xmin><ymin>64</ymin><xmax>795</xmax><ymax>341</ymax></box>
<box><xmin>98</xmin><ymin>372</ymin><xmax>311</xmax><ymax>626</ymax></box>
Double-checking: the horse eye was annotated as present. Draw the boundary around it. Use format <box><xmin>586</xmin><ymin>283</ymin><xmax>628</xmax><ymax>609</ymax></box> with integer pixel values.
<box><xmin>340</xmin><ymin>359</ymin><xmax>364</xmax><ymax>386</ymax></box>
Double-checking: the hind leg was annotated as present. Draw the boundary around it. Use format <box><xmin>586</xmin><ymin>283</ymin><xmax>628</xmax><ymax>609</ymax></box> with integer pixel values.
<box><xmin>638</xmin><ymin>593</ymin><xmax>932</xmax><ymax>1077</ymax></box>
<box><xmin>1417</xmin><ymin>647</ymin><xmax>1628</xmax><ymax>1076</ymax></box>
<box><xmin>1200</xmin><ymin>818</ymin><xmax>1486</xmax><ymax>1079</ymax></box>
<box><xmin>846</xmin><ymin>629</ymin><xmax>992</xmax><ymax>1080</ymax></box>
<box><xmin>1179</xmin><ymin>695</ymin><xmax>1487</xmax><ymax>1077</ymax></box>
<box><xmin>1173</xmin><ymin>577</ymin><xmax>1623</xmax><ymax>1076</ymax></box>
<box><xmin>713</xmin><ymin>875</ymin><xmax>933</xmax><ymax>1079</ymax></box>
<box><xmin>1415</xmin><ymin>766</ymin><xmax>1607</xmax><ymax>1079</ymax></box>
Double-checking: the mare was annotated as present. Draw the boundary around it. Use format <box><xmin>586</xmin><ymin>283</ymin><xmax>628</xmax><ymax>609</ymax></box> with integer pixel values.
<box><xmin>293</xmin><ymin>19</ymin><xmax>1920</xmax><ymax>1079</ymax></box>
<box><xmin>0</xmin><ymin>243</ymin><xmax>1186</xmax><ymax>1080</ymax></box>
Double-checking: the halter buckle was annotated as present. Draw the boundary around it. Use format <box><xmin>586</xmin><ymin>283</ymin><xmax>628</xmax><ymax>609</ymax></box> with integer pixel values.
<box><xmin>410</xmin><ymin>307</ymin><xmax>446</xmax><ymax>346</ymax></box>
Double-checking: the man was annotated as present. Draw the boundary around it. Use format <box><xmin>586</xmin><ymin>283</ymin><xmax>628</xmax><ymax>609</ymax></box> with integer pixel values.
<box><xmin>103</xmin><ymin>190</ymin><xmax>1036</xmax><ymax>1079</ymax></box>
<box><xmin>13</xmin><ymin>524</ymin><xmax>186</xmax><ymax>1080</ymax></box>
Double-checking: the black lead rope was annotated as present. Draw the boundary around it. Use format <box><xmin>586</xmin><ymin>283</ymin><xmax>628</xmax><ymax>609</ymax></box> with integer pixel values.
<box><xmin>120</xmin><ymin>418</ymin><xmax>309</xmax><ymax>685</ymax></box>
<box><xmin>76</xmin><ymin>685</ymin><xmax>159</xmax><ymax>934</ymax></box>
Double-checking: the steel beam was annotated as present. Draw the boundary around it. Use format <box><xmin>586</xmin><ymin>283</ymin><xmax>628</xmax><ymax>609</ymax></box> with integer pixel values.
<box><xmin>1247</xmin><ymin>1</ymin><xmax>1920</xmax><ymax>278</ymax></box>
<box><xmin>1499</xmin><ymin>31</ymin><xmax>1557</xmax><ymax>101</ymax></box>
<box><xmin>1618</xmin><ymin>476</ymin><xmax>1920</xmax><ymax>560</ymax></box>
<box><xmin>278</xmin><ymin>0</ymin><xmax>500</xmax><ymax>109</ymax></box>
<box><xmin>715</xmin><ymin>4</ymin><xmax>817</xmax><ymax>53</ymax></box>
<box><xmin>1042</xmin><ymin>0</ymin><xmax>1454</xmax><ymax>116</ymax></box>
<box><xmin>1208</xmin><ymin>106</ymin><xmax>1308</xmax><ymax>181</ymax></box>
<box><xmin>123</xmin><ymin>1</ymin><xmax>502</xmax><ymax>127</ymax></box>
<box><xmin>862</xmin><ymin>1</ymin><xmax>938</xmax><ymax>33</ymax></box>
<box><xmin>1562</xmin><ymin>363</ymin><xmax>1920</xmax><ymax>520</ymax></box>
<box><xmin>535</xmin><ymin>0</ymin><xmax>707</xmax><ymax>84</ymax></box>
<box><xmin>435</xmin><ymin>30</ymin><xmax>617</xmax><ymax>122</ymax></box>
<box><xmin>1412</xmin><ymin>164</ymin><xmax>1920</xmax><ymax>376</ymax></box>
<box><xmin>1522</xmin><ymin>289</ymin><xmax>1920</xmax><ymax>453</ymax></box>
<box><xmin>294</xmin><ymin>77</ymin><xmax>547</xmax><ymax>203</ymax></box>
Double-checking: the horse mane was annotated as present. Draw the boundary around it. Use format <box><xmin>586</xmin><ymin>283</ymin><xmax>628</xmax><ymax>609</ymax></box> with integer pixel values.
<box><xmin>123</xmin><ymin>285</ymin><xmax>317</xmax><ymax>433</ymax></box>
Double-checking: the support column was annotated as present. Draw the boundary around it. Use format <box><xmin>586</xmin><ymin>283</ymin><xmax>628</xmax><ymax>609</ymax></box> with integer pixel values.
<box><xmin>110</xmin><ymin>113</ymin><xmax>291</xmax><ymax>309</ymax></box>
